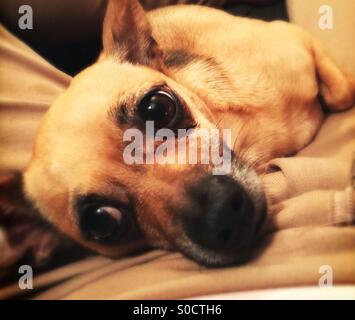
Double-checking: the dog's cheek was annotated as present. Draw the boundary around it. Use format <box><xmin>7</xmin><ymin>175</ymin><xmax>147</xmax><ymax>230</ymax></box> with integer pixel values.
<box><xmin>134</xmin><ymin>203</ymin><xmax>174</xmax><ymax>251</ymax></box>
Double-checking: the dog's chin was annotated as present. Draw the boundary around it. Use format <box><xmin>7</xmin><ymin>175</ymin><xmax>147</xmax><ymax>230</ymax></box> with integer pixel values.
<box><xmin>175</xmin><ymin>236</ymin><xmax>252</xmax><ymax>267</ymax></box>
<box><xmin>175</xmin><ymin>214</ymin><xmax>266</xmax><ymax>267</ymax></box>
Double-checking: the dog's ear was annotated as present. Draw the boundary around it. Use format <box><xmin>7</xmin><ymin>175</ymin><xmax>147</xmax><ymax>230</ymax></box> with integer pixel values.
<box><xmin>102</xmin><ymin>0</ymin><xmax>164</xmax><ymax>70</ymax></box>
<box><xmin>312</xmin><ymin>40</ymin><xmax>355</xmax><ymax>111</ymax></box>
<box><xmin>0</xmin><ymin>172</ymin><xmax>63</xmax><ymax>270</ymax></box>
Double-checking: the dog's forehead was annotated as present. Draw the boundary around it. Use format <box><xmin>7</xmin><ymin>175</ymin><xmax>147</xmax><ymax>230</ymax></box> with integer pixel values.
<box><xmin>39</xmin><ymin>59</ymin><xmax>169</xmax><ymax>143</ymax></box>
<box><xmin>65</xmin><ymin>59</ymin><xmax>165</xmax><ymax>111</ymax></box>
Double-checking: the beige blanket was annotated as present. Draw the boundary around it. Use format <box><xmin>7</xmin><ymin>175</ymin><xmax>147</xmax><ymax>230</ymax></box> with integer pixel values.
<box><xmin>0</xmin><ymin>25</ymin><xmax>354</xmax><ymax>299</ymax></box>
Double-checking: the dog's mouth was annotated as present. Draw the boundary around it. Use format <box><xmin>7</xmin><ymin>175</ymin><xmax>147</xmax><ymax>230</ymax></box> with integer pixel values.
<box><xmin>177</xmin><ymin>206</ymin><xmax>266</xmax><ymax>268</ymax></box>
<box><xmin>175</xmin><ymin>168</ymin><xmax>267</xmax><ymax>267</ymax></box>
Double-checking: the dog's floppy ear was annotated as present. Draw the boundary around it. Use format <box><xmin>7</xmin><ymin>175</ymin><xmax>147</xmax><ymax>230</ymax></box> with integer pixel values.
<box><xmin>312</xmin><ymin>40</ymin><xmax>355</xmax><ymax>111</ymax></box>
<box><xmin>102</xmin><ymin>0</ymin><xmax>164</xmax><ymax>70</ymax></box>
<box><xmin>0</xmin><ymin>172</ymin><xmax>64</xmax><ymax>270</ymax></box>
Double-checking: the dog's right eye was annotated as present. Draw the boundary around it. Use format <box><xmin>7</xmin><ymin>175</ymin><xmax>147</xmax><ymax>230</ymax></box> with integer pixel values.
<box><xmin>137</xmin><ymin>90</ymin><xmax>178</xmax><ymax>128</ymax></box>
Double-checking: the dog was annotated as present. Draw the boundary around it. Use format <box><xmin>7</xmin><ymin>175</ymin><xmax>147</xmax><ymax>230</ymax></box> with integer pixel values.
<box><xmin>1</xmin><ymin>0</ymin><xmax>354</xmax><ymax>268</ymax></box>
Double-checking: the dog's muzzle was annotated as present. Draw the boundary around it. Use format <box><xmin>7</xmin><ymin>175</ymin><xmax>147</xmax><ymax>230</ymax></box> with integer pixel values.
<box><xmin>180</xmin><ymin>174</ymin><xmax>266</xmax><ymax>266</ymax></box>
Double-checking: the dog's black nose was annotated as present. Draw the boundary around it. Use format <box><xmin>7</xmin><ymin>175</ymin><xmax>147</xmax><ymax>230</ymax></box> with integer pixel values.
<box><xmin>183</xmin><ymin>175</ymin><xmax>259</xmax><ymax>252</ymax></box>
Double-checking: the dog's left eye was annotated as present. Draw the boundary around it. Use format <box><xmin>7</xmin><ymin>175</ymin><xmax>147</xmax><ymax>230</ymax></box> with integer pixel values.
<box><xmin>137</xmin><ymin>90</ymin><xmax>178</xmax><ymax>128</ymax></box>
<box><xmin>81</xmin><ymin>206</ymin><xmax>124</xmax><ymax>241</ymax></box>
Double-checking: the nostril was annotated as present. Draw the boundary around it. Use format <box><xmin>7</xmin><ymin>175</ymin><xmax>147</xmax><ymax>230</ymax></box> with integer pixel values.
<box><xmin>217</xmin><ymin>228</ymin><xmax>233</xmax><ymax>244</ymax></box>
<box><xmin>230</xmin><ymin>195</ymin><xmax>244</xmax><ymax>212</ymax></box>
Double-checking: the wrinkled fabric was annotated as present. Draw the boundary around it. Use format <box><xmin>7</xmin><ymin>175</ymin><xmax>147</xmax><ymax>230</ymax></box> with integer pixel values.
<box><xmin>0</xmin><ymin>26</ymin><xmax>70</xmax><ymax>171</ymax></box>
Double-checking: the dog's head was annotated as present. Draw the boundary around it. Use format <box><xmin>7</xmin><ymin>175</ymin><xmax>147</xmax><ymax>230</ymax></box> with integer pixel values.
<box><xmin>3</xmin><ymin>0</ymin><xmax>354</xmax><ymax>267</ymax></box>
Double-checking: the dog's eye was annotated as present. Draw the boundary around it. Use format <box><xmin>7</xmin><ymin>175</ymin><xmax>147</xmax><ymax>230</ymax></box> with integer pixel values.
<box><xmin>137</xmin><ymin>90</ymin><xmax>177</xmax><ymax>128</ymax></box>
<box><xmin>83</xmin><ymin>206</ymin><xmax>123</xmax><ymax>241</ymax></box>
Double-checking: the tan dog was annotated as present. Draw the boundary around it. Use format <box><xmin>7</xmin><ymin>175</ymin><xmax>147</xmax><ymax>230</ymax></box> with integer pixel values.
<box><xmin>1</xmin><ymin>0</ymin><xmax>354</xmax><ymax>267</ymax></box>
